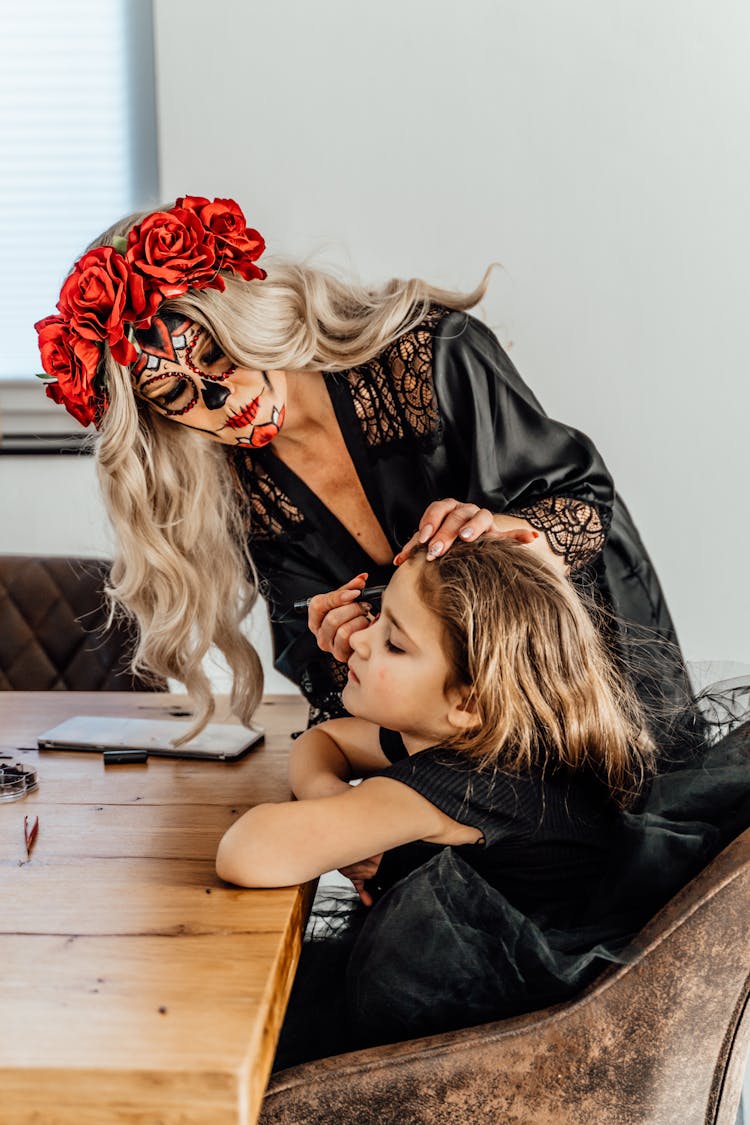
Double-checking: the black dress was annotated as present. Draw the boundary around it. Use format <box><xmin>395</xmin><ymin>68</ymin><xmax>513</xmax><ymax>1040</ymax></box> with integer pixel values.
<box><xmin>233</xmin><ymin>306</ymin><xmax>692</xmax><ymax>730</ymax></box>
<box><xmin>274</xmin><ymin>690</ymin><xmax>750</xmax><ymax>1068</ymax></box>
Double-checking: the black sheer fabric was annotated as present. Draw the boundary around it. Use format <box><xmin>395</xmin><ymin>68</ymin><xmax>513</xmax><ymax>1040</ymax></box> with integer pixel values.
<box><xmin>274</xmin><ymin>684</ymin><xmax>750</xmax><ymax>1069</ymax></box>
<box><xmin>509</xmin><ymin>496</ymin><xmax>608</xmax><ymax>570</ymax></box>
<box><xmin>233</xmin><ymin>307</ymin><xmax>691</xmax><ymax>728</ymax></box>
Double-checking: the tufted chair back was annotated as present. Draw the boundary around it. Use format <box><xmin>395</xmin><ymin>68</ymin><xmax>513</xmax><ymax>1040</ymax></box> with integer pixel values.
<box><xmin>0</xmin><ymin>555</ymin><xmax>165</xmax><ymax>691</ymax></box>
<box><xmin>261</xmin><ymin>824</ymin><xmax>750</xmax><ymax>1125</ymax></box>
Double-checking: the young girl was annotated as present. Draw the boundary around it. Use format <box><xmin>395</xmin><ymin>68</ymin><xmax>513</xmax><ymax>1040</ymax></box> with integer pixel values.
<box><xmin>216</xmin><ymin>538</ymin><xmax>749</xmax><ymax>1064</ymax></box>
<box><xmin>217</xmin><ymin>535</ymin><xmax>750</xmax><ymax>1062</ymax></box>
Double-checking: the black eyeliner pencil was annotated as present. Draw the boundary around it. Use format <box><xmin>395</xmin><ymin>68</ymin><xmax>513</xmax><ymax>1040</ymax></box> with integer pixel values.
<box><xmin>293</xmin><ymin>584</ymin><xmax>387</xmax><ymax>614</ymax></box>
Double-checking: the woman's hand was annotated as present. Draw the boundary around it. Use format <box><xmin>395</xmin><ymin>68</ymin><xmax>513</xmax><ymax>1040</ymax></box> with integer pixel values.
<box><xmin>339</xmin><ymin>853</ymin><xmax>383</xmax><ymax>907</ymax></box>
<box><xmin>307</xmin><ymin>572</ymin><xmax>372</xmax><ymax>663</ymax></box>
<box><xmin>393</xmin><ymin>500</ymin><xmax>541</xmax><ymax>565</ymax></box>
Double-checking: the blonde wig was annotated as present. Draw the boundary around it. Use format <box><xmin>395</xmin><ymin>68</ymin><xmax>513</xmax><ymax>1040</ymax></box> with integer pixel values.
<box><xmin>88</xmin><ymin>207</ymin><xmax>491</xmax><ymax>739</ymax></box>
<box><xmin>412</xmin><ymin>539</ymin><xmax>656</xmax><ymax>805</ymax></box>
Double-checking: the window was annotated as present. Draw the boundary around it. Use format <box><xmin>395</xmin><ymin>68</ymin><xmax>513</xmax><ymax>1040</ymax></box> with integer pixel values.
<box><xmin>0</xmin><ymin>0</ymin><xmax>158</xmax><ymax>451</ymax></box>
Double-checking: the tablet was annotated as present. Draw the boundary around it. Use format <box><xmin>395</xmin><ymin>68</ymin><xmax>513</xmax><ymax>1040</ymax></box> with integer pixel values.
<box><xmin>37</xmin><ymin>715</ymin><xmax>264</xmax><ymax>760</ymax></box>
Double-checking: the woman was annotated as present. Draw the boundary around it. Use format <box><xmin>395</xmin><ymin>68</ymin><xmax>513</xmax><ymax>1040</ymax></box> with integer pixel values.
<box><xmin>35</xmin><ymin>195</ymin><xmax>690</xmax><ymax>737</ymax></box>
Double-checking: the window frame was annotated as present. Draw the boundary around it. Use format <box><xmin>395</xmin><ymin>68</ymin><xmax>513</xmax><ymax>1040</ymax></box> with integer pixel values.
<box><xmin>0</xmin><ymin>0</ymin><xmax>159</xmax><ymax>455</ymax></box>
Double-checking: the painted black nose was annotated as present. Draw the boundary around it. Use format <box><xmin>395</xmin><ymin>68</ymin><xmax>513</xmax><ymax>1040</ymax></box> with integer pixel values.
<box><xmin>200</xmin><ymin>379</ymin><xmax>232</xmax><ymax>411</ymax></box>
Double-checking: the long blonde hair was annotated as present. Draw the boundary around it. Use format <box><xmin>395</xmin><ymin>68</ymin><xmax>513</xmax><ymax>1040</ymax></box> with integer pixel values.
<box><xmin>89</xmin><ymin>206</ymin><xmax>491</xmax><ymax>738</ymax></box>
<box><xmin>413</xmin><ymin>540</ymin><xmax>655</xmax><ymax>804</ymax></box>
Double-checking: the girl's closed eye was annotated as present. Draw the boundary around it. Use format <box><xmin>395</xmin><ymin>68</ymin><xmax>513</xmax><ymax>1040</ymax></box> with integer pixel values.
<box><xmin>386</xmin><ymin>637</ymin><xmax>405</xmax><ymax>654</ymax></box>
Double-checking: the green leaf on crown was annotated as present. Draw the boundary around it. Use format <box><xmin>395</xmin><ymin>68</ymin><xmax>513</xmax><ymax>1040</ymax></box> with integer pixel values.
<box><xmin>112</xmin><ymin>235</ymin><xmax>128</xmax><ymax>255</ymax></box>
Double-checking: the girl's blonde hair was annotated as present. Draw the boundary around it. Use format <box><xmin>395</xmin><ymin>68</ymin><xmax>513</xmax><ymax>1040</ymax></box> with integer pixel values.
<box><xmin>88</xmin><ymin>206</ymin><xmax>491</xmax><ymax>739</ymax></box>
<box><xmin>412</xmin><ymin>539</ymin><xmax>655</xmax><ymax>804</ymax></box>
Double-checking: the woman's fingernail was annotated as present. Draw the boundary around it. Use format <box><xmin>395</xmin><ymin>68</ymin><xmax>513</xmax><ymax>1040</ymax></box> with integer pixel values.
<box><xmin>426</xmin><ymin>541</ymin><xmax>443</xmax><ymax>559</ymax></box>
<box><xmin>418</xmin><ymin>524</ymin><xmax>434</xmax><ymax>544</ymax></box>
<box><xmin>460</xmin><ymin>527</ymin><xmax>475</xmax><ymax>540</ymax></box>
<box><xmin>393</xmin><ymin>554</ymin><xmax>403</xmax><ymax>565</ymax></box>
<box><xmin>341</xmin><ymin>589</ymin><xmax>360</xmax><ymax>601</ymax></box>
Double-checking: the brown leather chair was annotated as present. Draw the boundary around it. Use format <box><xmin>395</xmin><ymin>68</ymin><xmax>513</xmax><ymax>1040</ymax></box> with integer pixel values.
<box><xmin>0</xmin><ymin>555</ymin><xmax>164</xmax><ymax>691</ymax></box>
<box><xmin>261</xmin><ymin>824</ymin><xmax>750</xmax><ymax>1125</ymax></box>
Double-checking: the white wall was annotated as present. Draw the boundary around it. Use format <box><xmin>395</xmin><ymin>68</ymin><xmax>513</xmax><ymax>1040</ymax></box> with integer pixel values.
<box><xmin>150</xmin><ymin>0</ymin><xmax>749</xmax><ymax>665</ymax></box>
<box><xmin>2</xmin><ymin>1</ymin><xmax>747</xmax><ymax>673</ymax></box>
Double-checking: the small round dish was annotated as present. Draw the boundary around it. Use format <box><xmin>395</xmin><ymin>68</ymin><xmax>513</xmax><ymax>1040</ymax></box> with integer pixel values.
<box><xmin>0</xmin><ymin>764</ymin><xmax>39</xmax><ymax>802</ymax></box>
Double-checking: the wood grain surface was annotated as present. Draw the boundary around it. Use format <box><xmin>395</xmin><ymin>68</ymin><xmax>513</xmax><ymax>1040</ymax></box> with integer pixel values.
<box><xmin>0</xmin><ymin>691</ymin><xmax>312</xmax><ymax>1125</ymax></box>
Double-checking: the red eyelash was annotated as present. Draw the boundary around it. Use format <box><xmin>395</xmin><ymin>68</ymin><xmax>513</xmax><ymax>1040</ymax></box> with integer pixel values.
<box><xmin>142</xmin><ymin>371</ymin><xmax>199</xmax><ymax>415</ymax></box>
<box><xmin>184</xmin><ymin>332</ymin><xmax>236</xmax><ymax>381</ymax></box>
<box><xmin>167</xmin><ymin>385</ymin><xmax>200</xmax><ymax>415</ymax></box>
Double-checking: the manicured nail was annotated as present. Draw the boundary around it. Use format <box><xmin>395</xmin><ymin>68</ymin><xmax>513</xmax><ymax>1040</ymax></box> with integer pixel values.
<box><xmin>393</xmin><ymin>553</ymin><xmax>403</xmax><ymax>565</ymax></box>
<box><xmin>426</xmin><ymin>541</ymin><xmax>443</xmax><ymax>559</ymax></box>
<box><xmin>460</xmin><ymin>527</ymin><xmax>475</xmax><ymax>540</ymax></box>
<box><xmin>418</xmin><ymin>524</ymin><xmax>434</xmax><ymax>544</ymax></box>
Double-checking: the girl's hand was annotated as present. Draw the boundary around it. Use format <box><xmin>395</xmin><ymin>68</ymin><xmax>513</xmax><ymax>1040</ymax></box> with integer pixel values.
<box><xmin>394</xmin><ymin>500</ymin><xmax>539</xmax><ymax>565</ymax></box>
<box><xmin>307</xmin><ymin>573</ymin><xmax>371</xmax><ymax>663</ymax></box>
<box><xmin>338</xmin><ymin>853</ymin><xmax>383</xmax><ymax>907</ymax></box>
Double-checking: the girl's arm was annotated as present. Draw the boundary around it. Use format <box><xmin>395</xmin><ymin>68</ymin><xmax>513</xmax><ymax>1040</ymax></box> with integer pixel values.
<box><xmin>216</xmin><ymin>776</ymin><xmax>471</xmax><ymax>888</ymax></box>
<box><xmin>287</xmin><ymin>717</ymin><xmax>391</xmax><ymax>800</ymax></box>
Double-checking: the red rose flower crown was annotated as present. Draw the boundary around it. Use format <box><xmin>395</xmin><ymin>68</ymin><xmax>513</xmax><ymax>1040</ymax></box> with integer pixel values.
<box><xmin>34</xmin><ymin>196</ymin><xmax>266</xmax><ymax>428</ymax></box>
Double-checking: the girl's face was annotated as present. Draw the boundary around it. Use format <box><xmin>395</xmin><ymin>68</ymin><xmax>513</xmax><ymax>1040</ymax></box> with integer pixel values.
<box><xmin>131</xmin><ymin>313</ymin><xmax>286</xmax><ymax>448</ymax></box>
<box><xmin>343</xmin><ymin>560</ymin><xmax>467</xmax><ymax>752</ymax></box>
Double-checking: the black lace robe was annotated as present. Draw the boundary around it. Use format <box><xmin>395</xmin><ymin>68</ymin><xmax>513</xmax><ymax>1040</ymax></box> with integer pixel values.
<box><xmin>233</xmin><ymin>307</ymin><xmax>692</xmax><ymax>728</ymax></box>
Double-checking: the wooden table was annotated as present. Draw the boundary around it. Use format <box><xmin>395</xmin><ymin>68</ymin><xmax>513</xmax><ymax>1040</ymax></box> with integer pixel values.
<box><xmin>0</xmin><ymin>691</ymin><xmax>312</xmax><ymax>1125</ymax></box>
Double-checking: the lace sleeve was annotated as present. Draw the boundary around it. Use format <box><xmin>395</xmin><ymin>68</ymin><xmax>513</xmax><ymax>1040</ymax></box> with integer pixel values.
<box><xmin>508</xmin><ymin>497</ymin><xmax>610</xmax><ymax>571</ymax></box>
<box><xmin>298</xmin><ymin>653</ymin><xmax>350</xmax><ymax>728</ymax></box>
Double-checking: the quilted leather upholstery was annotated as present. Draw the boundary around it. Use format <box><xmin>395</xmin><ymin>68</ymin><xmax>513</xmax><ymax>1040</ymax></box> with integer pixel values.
<box><xmin>0</xmin><ymin>555</ymin><xmax>165</xmax><ymax>691</ymax></box>
<box><xmin>261</xmin><ymin>826</ymin><xmax>750</xmax><ymax>1125</ymax></box>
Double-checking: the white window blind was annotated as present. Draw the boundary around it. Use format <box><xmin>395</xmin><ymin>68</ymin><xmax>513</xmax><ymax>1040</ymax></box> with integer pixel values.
<box><xmin>0</xmin><ymin>0</ymin><xmax>158</xmax><ymax>387</ymax></box>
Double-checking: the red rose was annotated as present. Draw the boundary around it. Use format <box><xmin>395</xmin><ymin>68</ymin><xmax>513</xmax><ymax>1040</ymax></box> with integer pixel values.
<box><xmin>126</xmin><ymin>207</ymin><xmax>222</xmax><ymax>299</ymax></box>
<box><xmin>56</xmin><ymin>247</ymin><xmax>148</xmax><ymax>366</ymax></box>
<box><xmin>35</xmin><ymin>315</ymin><xmax>102</xmax><ymax>427</ymax></box>
<box><xmin>44</xmin><ymin>380</ymin><xmax>97</xmax><ymax>428</ymax></box>
<box><xmin>176</xmin><ymin>195</ymin><xmax>211</xmax><ymax>212</ymax></box>
<box><xmin>177</xmin><ymin>196</ymin><xmax>266</xmax><ymax>281</ymax></box>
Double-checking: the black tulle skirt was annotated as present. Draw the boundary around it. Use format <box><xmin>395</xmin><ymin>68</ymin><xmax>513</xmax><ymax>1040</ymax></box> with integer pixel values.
<box><xmin>274</xmin><ymin>682</ymin><xmax>750</xmax><ymax>1071</ymax></box>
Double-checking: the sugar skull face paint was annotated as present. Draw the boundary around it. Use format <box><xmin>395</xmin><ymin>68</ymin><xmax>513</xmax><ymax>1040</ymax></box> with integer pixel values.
<box><xmin>131</xmin><ymin>312</ymin><xmax>286</xmax><ymax>447</ymax></box>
